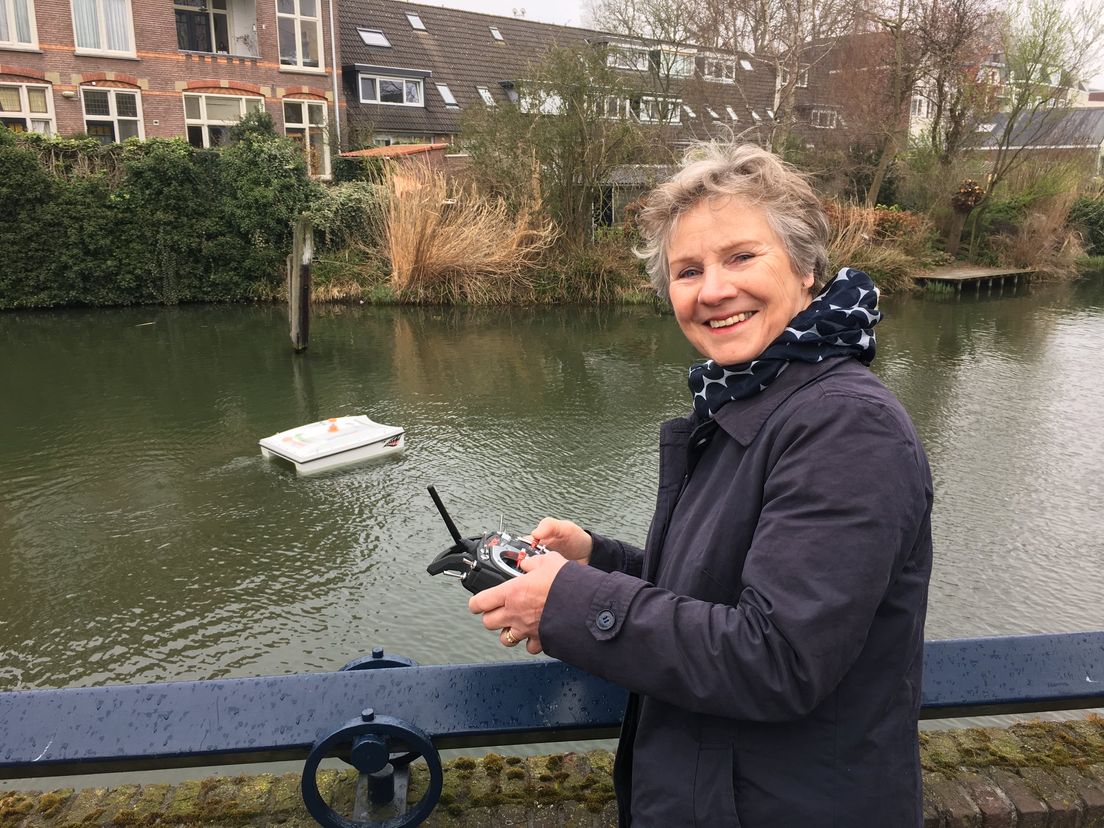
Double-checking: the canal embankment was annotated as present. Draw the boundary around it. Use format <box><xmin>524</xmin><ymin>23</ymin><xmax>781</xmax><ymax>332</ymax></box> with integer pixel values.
<box><xmin>2</xmin><ymin>718</ymin><xmax>1103</xmax><ymax>827</ymax></box>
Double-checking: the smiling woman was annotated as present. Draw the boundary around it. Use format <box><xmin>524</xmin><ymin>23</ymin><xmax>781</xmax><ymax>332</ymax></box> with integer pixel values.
<box><xmin>468</xmin><ymin>141</ymin><xmax>933</xmax><ymax>827</ymax></box>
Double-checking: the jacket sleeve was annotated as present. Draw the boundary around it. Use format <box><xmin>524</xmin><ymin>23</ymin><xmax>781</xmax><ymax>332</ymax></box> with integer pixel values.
<box><xmin>586</xmin><ymin>530</ymin><xmax>645</xmax><ymax>578</ymax></box>
<box><xmin>539</xmin><ymin>391</ymin><xmax>931</xmax><ymax>722</ymax></box>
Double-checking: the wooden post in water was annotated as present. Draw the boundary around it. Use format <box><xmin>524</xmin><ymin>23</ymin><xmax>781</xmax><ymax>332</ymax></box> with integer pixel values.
<box><xmin>288</xmin><ymin>215</ymin><xmax>314</xmax><ymax>353</ymax></box>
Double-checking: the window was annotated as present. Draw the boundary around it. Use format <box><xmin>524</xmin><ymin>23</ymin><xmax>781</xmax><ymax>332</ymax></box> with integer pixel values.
<box><xmin>780</xmin><ymin>64</ymin><xmax>809</xmax><ymax>88</ymax></box>
<box><xmin>406</xmin><ymin>12</ymin><xmax>424</xmax><ymax>30</ymax></box>
<box><xmin>704</xmin><ymin>58</ymin><xmax>736</xmax><ymax>83</ymax></box>
<box><xmin>489</xmin><ymin>26</ymin><xmax>503</xmax><ymax>41</ymax></box>
<box><xmin>357</xmin><ymin>27</ymin><xmax>390</xmax><ymax>47</ymax></box>
<box><xmin>725</xmin><ymin>105</ymin><xmax>738</xmax><ymax>121</ymax></box>
<box><xmin>681</xmin><ymin>104</ymin><xmax>696</xmax><ymax>119</ymax></box>
<box><xmin>656</xmin><ymin>49</ymin><xmax>694</xmax><ymax>78</ymax></box>
<box><xmin>766</xmin><ymin>109</ymin><xmax>774</xmax><ymax>119</ymax></box>
<box><xmin>0</xmin><ymin>83</ymin><xmax>53</xmax><ymax>134</ymax></box>
<box><xmin>1</xmin><ymin>0</ymin><xmax>37</xmax><ymax>48</ymax></box>
<box><xmin>435</xmin><ymin>83</ymin><xmax>457</xmax><ymax>107</ymax></box>
<box><xmin>174</xmin><ymin>0</ymin><xmax>229</xmax><ymax>53</ymax></box>
<box><xmin>602</xmin><ymin>95</ymin><xmax>628</xmax><ymax>119</ymax></box>
<box><xmin>607</xmin><ymin>45</ymin><xmax>649</xmax><ymax>71</ymax></box>
<box><xmin>358</xmin><ymin>74</ymin><xmax>423</xmax><ymax>106</ymax></box>
<box><xmin>277</xmin><ymin>0</ymin><xmax>322</xmax><ymax>70</ymax></box>
<box><xmin>739</xmin><ymin>58</ymin><xmax>753</xmax><ymax>71</ymax></box>
<box><xmin>476</xmin><ymin>85</ymin><xmax>495</xmax><ymax>106</ymax></box>
<box><xmin>706</xmin><ymin>106</ymin><xmax>720</xmax><ymax>120</ymax></box>
<box><xmin>71</xmin><ymin>0</ymin><xmax>134</xmax><ymax>56</ymax></box>
<box><xmin>637</xmin><ymin>96</ymin><xmax>680</xmax><ymax>124</ymax></box>
<box><xmin>519</xmin><ymin>90</ymin><xmax>561</xmax><ymax>114</ymax></box>
<box><xmin>183</xmin><ymin>92</ymin><xmax>262</xmax><ymax>147</ymax></box>
<box><xmin>810</xmin><ymin>108</ymin><xmax>836</xmax><ymax>128</ymax></box>
<box><xmin>750</xmin><ymin>109</ymin><xmax>761</xmax><ymax>122</ymax></box>
<box><xmin>283</xmin><ymin>99</ymin><xmax>329</xmax><ymax>177</ymax></box>
<box><xmin>81</xmin><ymin>87</ymin><xmax>142</xmax><ymax>143</ymax></box>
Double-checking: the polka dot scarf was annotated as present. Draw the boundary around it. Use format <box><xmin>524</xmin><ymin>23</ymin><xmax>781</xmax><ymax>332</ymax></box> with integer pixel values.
<box><xmin>688</xmin><ymin>268</ymin><xmax>882</xmax><ymax>420</ymax></box>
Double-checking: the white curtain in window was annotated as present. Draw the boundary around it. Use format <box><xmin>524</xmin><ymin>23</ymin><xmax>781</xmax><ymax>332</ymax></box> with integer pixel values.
<box><xmin>0</xmin><ymin>2</ymin><xmax>9</xmax><ymax>42</ymax></box>
<box><xmin>0</xmin><ymin>86</ymin><xmax>21</xmax><ymax>112</ymax></box>
<box><xmin>14</xmin><ymin>0</ymin><xmax>31</xmax><ymax>41</ymax></box>
<box><xmin>72</xmin><ymin>0</ymin><xmax>98</xmax><ymax>48</ymax></box>
<box><xmin>103</xmin><ymin>0</ymin><xmax>130</xmax><ymax>52</ymax></box>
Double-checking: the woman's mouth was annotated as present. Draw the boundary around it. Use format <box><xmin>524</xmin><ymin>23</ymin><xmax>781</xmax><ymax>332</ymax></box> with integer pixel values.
<box><xmin>707</xmin><ymin>310</ymin><xmax>757</xmax><ymax>329</ymax></box>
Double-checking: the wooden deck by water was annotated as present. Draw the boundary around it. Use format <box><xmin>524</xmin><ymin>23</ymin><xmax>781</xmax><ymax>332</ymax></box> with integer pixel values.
<box><xmin>915</xmin><ymin>265</ymin><xmax>1033</xmax><ymax>294</ymax></box>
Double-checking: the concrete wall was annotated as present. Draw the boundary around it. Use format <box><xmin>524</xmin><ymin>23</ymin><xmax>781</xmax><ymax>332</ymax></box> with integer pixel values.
<box><xmin>2</xmin><ymin>717</ymin><xmax>1103</xmax><ymax>827</ymax></box>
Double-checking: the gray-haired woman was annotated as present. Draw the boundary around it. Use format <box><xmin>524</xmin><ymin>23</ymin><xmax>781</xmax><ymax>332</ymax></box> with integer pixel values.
<box><xmin>470</xmin><ymin>143</ymin><xmax>933</xmax><ymax>827</ymax></box>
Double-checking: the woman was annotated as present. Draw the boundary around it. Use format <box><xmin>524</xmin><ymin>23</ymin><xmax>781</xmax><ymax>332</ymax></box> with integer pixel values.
<box><xmin>469</xmin><ymin>142</ymin><xmax>933</xmax><ymax>827</ymax></box>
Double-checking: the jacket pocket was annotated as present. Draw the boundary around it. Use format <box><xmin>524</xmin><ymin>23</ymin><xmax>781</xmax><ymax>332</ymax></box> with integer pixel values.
<box><xmin>693</xmin><ymin>745</ymin><xmax>741</xmax><ymax>827</ymax></box>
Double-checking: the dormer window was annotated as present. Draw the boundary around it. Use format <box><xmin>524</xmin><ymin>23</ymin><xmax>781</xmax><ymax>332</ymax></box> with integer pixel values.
<box><xmin>406</xmin><ymin>13</ymin><xmax>425</xmax><ymax>29</ymax></box>
<box><xmin>358</xmin><ymin>28</ymin><xmax>391</xmax><ymax>47</ymax></box>
<box><xmin>489</xmin><ymin>26</ymin><xmax>503</xmax><ymax>41</ymax></box>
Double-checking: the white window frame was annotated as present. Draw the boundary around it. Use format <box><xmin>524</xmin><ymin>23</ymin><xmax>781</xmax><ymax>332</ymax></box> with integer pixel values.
<box><xmin>357</xmin><ymin>27</ymin><xmax>390</xmax><ymax>47</ymax></box>
<box><xmin>810</xmin><ymin>108</ymin><xmax>836</xmax><ymax>129</ymax></box>
<box><xmin>681</xmin><ymin>104</ymin><xmax>696</xmax><ymax>119</ymax></box>
<box><xmin>656</xmin><ymin>48</ymin><xmax>694</xmax><ymax>78</ymax></box>
<box><xmin>601</xmin><ymin>95</ymin><xmax>628</xmax><ymax>119</ymax></box>
<box><xmin>80</xmin><ymin>86</ymin><xmax>144</xmax><ymax>142</ymax></box>
<box><xmin>71</xmin><ymin>0</ymin><xmax>136</xmax><ymax>57</ymax></box>
<box><xmin>0</xmin><ymin>0</ymin><xmax>38</xmax><ymax>49</ymax></box>
<box><xmin>489</xmin><ymin>25</ymin><xmax>503</xmax><ymax>41</ymax></box>
<box><xmin>750</xmin><ymin>109</ymin><xmax>762</xmax><ymax>122</ymax></box>
<box><xmin>725</xmin><ymin>105</ymin><xmax>739</xmax><ymax>121</ymax></box>
<box><xmin>405</xmin><ymin>12</ymin><xmax>424</xmax><ymax>30</ymax></box>
<box><xmin>283</xmin><ymin>98</ymin><xmax>330</xmax><ymax>178</ymax></box>
<box><xmin>276</xmin><ymin>0</ymin><xmax>324</xmax><ymax>72</ymax></box>
<box><xmin>0</xmin><ymin>82</ymin><xmax>54</xmax><ymax>134</ymax></box>
<box><xmin>174</xmin><ymin>0</ymin><xmax>231</xmax><ymax>54</ymax></box>
<box><xmin>703</xmin><ymin>57</ymin><xmax>736</xmax><ymax>83</ymax></box>
<box><xmin>607</xmin><ymin>44</ymin><xmax>649</xmax><ymax>71</ymax></box>
<box><xmin>780</xmin><ymin>64</ymin><xmax>809</xmax><ymax>88</ymax></box>
<box><xmin>637</xmin><ymin>95</ymin><xmax>681</xmax><ymax>124</ymax></box>
<box><xmin>739</xmin><ymin>58</ymin><xmax>753</xmax><ymax>71</ymax></box>
<box><xmin>435</xmin><ymin>83</ymin><xmax>457</xmax><ymax>108</ymax></box>
<box><xmin>476</xmin><ymin>85</ymin><xmax>495</xmax><ymax>106</ymax></box>
<box><xmin>706</xmin><ymin>106</ymin><xmax>720</xmax><ymax>120</ymax></box>
<box><xmin>182</xmin><ymin>92</ymin><xmax>264</xmax><ymax>147</ymax></box>
<box><xmin>358</xmin><ymin>73</ymin><xmax>424</xmax><ymax>107</ymax></box>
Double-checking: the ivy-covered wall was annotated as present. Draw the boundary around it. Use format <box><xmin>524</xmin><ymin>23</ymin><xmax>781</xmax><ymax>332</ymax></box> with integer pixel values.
<box><xmin>0</xmin><ymin>119</ymin><xmax>319</xmax><ymax>310</ymax></box>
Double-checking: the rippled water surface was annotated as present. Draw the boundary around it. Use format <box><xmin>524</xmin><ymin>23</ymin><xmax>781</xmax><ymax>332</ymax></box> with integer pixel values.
<box><xmin>2</xmin><ymin>277</ymin><xmax>1103</xmax><ymax>694</ymax></box>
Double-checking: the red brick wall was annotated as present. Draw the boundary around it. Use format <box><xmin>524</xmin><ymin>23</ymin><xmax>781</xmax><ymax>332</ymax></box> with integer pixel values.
<box><xmin>0</xmin><ymin>0</ymin><xmax>341</xmax><ymax>141</ymax></box>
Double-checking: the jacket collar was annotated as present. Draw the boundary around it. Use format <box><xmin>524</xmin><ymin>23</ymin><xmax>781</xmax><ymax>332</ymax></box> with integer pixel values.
<box><xmin>710</xmin><ymin>356</ymin><xmax>855</xmax><ymax>446</ymax></box>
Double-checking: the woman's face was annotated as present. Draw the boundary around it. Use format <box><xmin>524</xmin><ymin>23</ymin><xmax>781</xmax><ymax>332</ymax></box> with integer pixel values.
<box><xmin>667</xmin><ymin>198</ymin><xmax>813</xmax><ymax>366</ymax></box>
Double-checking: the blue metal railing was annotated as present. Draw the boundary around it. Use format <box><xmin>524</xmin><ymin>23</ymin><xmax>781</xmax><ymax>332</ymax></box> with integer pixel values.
<box><xmin>1</xmin><ymin>633</ymin><xmax>1102</xmax><ymax>827</ymax></box>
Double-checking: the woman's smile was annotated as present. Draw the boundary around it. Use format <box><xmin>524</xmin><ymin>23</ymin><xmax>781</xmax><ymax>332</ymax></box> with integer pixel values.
<box><xmin>707</xmin><ymin>310</ymin><xmax>758</xmax><ymax>329</ymax></box>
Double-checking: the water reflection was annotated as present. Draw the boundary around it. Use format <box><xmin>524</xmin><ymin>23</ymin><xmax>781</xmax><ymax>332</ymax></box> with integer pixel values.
<box><xmin>1</xmin><ymin>278</ymin><xmax>1102</xmax><ymax>695</ymax></box>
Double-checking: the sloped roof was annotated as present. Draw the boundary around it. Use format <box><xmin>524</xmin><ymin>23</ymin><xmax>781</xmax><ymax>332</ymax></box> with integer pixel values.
<box><xmin>974</xmin><ymin>107</ymin><xmax>1104</xmax><ymax>149</ymax></box>
<box><xmin>337</xmin><ymin>0</ymin><xmax>776</xmax><ymax>140</ymax></box>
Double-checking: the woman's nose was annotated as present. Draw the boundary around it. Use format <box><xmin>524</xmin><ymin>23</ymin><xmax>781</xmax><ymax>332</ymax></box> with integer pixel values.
<box><xmin>697</xmin><ymin>263</ymin><xmax>739</xmax><ymax>305</ymax></box>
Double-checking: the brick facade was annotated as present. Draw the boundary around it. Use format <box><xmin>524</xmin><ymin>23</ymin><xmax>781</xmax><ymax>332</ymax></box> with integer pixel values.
<box><xmin>0</xmin><ymin>0</ymin><xmax>339</xmax><ymax>172</ymax></box>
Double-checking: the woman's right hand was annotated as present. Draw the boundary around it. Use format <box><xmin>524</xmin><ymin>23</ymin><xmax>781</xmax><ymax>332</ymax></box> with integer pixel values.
<box><xmin>530</xmin><ymin>518</ymin><xmax>592</xmax><ymax>566</ymax></box>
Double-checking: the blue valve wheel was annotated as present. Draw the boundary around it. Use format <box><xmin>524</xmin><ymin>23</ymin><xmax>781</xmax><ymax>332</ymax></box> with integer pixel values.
<box><xmin>301</xmin><ymin>714</ymin><xmax>443</xmax><ymax>828</ymax></box>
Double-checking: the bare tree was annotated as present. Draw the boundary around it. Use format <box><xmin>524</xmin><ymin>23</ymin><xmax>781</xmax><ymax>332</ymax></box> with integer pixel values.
<box><xmin>965</xmin><ymin>0</ymin><xmax>1104</xmax><ymax>256</ymax></box>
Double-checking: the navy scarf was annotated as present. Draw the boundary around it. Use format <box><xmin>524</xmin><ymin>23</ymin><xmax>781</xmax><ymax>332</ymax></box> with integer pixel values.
<box><xmin>688</xmin><ymin>268</ymin><xmax>882</xmax><ymax>420</ymax></box>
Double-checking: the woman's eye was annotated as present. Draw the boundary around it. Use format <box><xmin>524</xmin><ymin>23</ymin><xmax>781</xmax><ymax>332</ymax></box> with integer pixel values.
<box><xmin>729</xmin><ymin>253</ymin><xmax>754</xmax><ymax>264</ymax></box>
<box><xmin>675</xmin><ymin>267</ymin><xmax>701</xmax><ymax>280</ymax></box>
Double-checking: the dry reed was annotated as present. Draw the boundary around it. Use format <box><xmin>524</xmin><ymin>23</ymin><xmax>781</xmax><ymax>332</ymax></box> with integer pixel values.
<box><xmin>381</xmin><ymin>162</ymin><xmax>557</xmax><ymax>304</ymax></box>
<box><xmin>988</xmin><ymin>194</ymin><xmax>1086</xmax><ymax>279</ymax></box>
<box><xmin>824</xmin><ymin>201</ymin><xmax>925</xmax><ymax>292</ymax></box>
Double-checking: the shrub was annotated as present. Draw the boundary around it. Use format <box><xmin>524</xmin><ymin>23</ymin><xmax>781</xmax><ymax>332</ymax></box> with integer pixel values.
<box><xmin>1068</xmin><ymin>195</ymin><xmax>1104</xmax><ymax>255</ymax></box>
<box><xmin>0</xmin><ymin>128</ymin><xmax>318</xmax><ymax>309</ymax></box>
<box><xmin>824</xmin><ymin>201</ymin><xmax>928</xmax><ymax>292</ymax></box>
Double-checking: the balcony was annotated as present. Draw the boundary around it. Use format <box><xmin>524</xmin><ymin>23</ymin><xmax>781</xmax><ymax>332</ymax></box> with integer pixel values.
<box><xmin>175</xmin><ymin>0</ymin><xmax>259</xmax><ymax>59</ymax></box>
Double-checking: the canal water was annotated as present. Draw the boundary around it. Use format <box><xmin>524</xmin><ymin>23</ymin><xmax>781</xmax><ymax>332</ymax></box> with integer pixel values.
<box><xmin>1</xmin><ymin>278</ymin><xmax>1102</xmax><ymax>705</ymax></box>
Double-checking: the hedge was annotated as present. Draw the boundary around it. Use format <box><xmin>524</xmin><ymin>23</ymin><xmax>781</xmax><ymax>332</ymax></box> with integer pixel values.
<box><xmin>0</xmin><ymin>118</ymin><xmax>319</xmax><ymax>309</ymax></box>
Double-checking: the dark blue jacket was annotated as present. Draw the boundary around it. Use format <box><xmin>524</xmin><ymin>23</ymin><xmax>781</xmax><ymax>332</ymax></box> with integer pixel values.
<box><xmin>541</xmin><ymin>356</ymin><xmax>933</xmax><ymax>827</ymax></box>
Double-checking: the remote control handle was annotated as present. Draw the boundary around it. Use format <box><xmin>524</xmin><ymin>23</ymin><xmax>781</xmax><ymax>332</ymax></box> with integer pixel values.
<box><xmin>427</xmin><ymin>485</ymin><xmax>463</xmax><ymax>546</ymax></box>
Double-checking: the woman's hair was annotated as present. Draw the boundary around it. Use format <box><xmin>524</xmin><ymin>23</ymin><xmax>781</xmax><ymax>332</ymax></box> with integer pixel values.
<box><xmin>635</xmin><ymin>142</ymin><xmax>830</xmax><ymax>296</ymax></box>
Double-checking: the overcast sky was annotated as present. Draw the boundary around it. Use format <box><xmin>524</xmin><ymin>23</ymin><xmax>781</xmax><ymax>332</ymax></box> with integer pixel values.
<box><xmin>408</xmin><ymin>0</ymin><xmax>592</xmax><ymax>28</ymax></box>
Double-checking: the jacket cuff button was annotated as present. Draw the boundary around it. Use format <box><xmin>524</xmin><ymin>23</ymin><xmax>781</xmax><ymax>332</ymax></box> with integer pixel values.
<box><xmin>595</xmin><ymin>609</ymin><xmax>616</xmax><ymax>631</ymax></box>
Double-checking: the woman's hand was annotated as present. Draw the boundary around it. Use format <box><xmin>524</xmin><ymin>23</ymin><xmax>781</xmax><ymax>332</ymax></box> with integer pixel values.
<box><xmin>530</xmin><ymin>518</ymin><xmax>593</xmax><ymax>566</ymax></box>
<box><xmin>468</xmin><ymin>551</ymin><xmax>569</xmax><ymax>654</ymax></box>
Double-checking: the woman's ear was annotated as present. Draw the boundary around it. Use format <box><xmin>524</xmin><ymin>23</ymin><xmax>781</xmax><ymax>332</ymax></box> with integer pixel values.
<box><xmin>803</xmin><ymin>273</ymin><xmax>815</xmax><ymax>289</ymax></box>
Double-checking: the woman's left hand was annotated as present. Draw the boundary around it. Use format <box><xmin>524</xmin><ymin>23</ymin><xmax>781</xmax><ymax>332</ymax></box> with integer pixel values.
<box><xmin>468</xmin><ymin>550</ymin><xmax>570</xmax><ymax>654</ymax></box>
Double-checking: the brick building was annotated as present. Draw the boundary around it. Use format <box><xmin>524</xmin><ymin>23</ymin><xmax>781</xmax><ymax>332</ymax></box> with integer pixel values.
<box><xmin>0</xmin><ymin>0</ymin><xmax>339</xmax><ymax>175</ymax></box>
